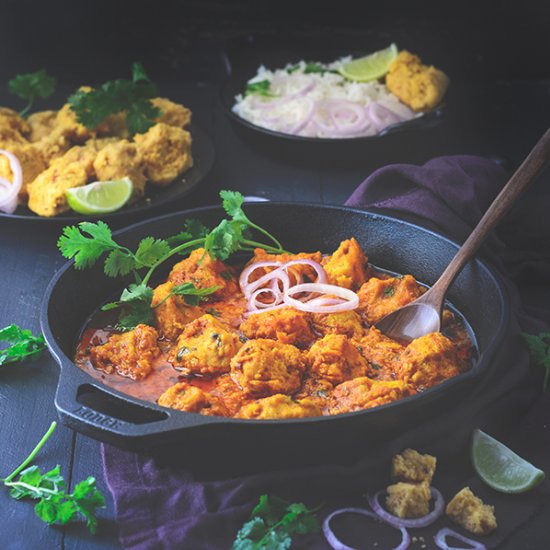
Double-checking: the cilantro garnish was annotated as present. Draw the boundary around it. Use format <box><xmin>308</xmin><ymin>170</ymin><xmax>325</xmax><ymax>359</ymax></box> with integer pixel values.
<box><xmin>8</xmin><ymin>69</ymin><xmax>56</xmax><ymax>117</ymax></box>
<box><xmin>67</xmin><ymin>62</ymin><xmax>160</xmax><ymax>135</ymax></box>
<box><xmin>232</xmin><ymin>494</ymin><xmax>321</xmax><ymax>550</ymax></box>
<box><xmin>245</xmin><ymin>80</ymin><xmax>276</xmax><ymax>97</ymax></box>
<box><xmin>1</xmin><ymin>422</ymin><xmax>105</xmax><ymax>534</ymax></box>
<box><xmin>0</xmin><ymin>324</ymin><xmax>46</xmax><ymax>366</ymax></box>
<box><xmin>522</xmin><ymin>331</ymin><xmax>550</xmax><ymax>389</ymax></box>
<box><xmin>57</xmin><ymin>190</ymin><xmax>288</xmax><ymax>330</ymax></box>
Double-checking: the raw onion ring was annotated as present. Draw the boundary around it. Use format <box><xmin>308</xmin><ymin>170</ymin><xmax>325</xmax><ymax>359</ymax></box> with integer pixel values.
<box><xmin>0</xmin><ymin>150</ymin><xmax>23</xmax><ymax>214</ymax></box>
<box><xmin>367</xmin><ymin>487</ymin><xmax>444</xmax><ymax>528</ymax></box>
<box><xmin>366</xmin><ymin>102</ymin><xmax>405</xmax><ymax>132</ymax></box>
<box><xmin>284</xmin><ymin>282</ymin><xmax>359</xmax><ymax>313</ymax></box>
<box><xmin>323</xmin><ymin>507</ymin><xmax>410</xmax><ymax>550</ymax></box>
<box><xmin>434</xmin><ymin>527</ymin><xmax>486</xmax><ymax>550</ymax></box>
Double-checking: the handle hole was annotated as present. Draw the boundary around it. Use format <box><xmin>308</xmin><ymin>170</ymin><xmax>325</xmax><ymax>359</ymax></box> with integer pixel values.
<box><xmin>77</xmin><ymin>384</ymin><xmax>168</xmax><ymax>425</ymax></box>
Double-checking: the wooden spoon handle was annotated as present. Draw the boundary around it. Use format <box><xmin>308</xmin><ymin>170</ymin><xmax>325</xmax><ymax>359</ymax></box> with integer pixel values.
<box><xmin>428</xmin><ymin>128</ymin><xmax>550</xmax><ymax>306</ymax></box>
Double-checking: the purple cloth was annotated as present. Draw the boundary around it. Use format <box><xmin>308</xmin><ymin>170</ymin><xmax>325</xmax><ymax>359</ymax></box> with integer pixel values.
<box><xmin>102</xmin><ymin>155</ymin><xmax>550</xmax><ymax>549</ymax></box>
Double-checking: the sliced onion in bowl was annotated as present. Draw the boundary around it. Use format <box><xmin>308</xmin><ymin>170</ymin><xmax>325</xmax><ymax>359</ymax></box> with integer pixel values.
<box><xmin>0</xmin><ymin>150</ymin><xmax>23</xmax><ymax>214</ymax></box>
<box><xmin>284</xmin><ymin>282</ymin><xmax>359</xmax><ymax>313</ymax></box>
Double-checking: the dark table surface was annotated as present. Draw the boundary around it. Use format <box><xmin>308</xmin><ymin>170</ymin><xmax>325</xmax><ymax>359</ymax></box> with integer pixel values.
<box><xmin>1</xmin><ymin>4</ymin><xmax>550</xmax><ymax>548</ymax></box>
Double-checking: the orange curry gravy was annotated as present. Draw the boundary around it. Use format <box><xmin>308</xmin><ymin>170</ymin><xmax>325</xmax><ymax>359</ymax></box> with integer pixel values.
<box><xmin>74</xmin><ymin>240</ymin><xmax>477</xmax><ymax>420</ymax></box>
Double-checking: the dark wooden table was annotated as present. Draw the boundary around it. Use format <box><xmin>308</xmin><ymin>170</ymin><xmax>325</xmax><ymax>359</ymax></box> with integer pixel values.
<box><xmin>1</xmin><ymin>13</ymin><xmax>550</xmax><ymax>548</ymax></box>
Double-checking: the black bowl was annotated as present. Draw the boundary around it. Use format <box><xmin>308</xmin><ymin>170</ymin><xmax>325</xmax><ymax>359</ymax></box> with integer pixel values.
<box><xmin>41</xmin><ymin>203</ymin><xmax>507</xmax><ymax>471</ymax></box>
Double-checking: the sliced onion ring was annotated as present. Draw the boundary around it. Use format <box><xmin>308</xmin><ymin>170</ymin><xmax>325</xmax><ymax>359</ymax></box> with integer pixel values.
<box><xmin>323</xmin><ymin>507</ymin><xmax>410</xmax><ymax>550</ymax></box>
<box><xmin>0</xmin><ymin>149</ymin><xmax>23</xmax><ymax>214</ymax></box>
<box><xmin>284</xmin><ymin>282</ymin><xmax>359</xmax><ymax>313</ymax></box>
<box><xmin>367</xmin><ymin>487</ymin><xmax>444</xmax><ymax>528</ymax></box>
<box><xmin>434</xmin><ymin>527</ymin><xmax>486</xmax><ymax>550</ymax></box>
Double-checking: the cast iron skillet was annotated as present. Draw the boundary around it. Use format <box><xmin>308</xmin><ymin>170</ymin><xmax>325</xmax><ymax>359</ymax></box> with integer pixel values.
<box><xmin>41</xmin><ymin>203</ymin><xmax>508</xmax><ymax>471</ymax></box>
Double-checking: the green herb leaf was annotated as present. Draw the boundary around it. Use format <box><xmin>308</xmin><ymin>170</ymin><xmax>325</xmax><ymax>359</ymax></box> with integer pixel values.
<box><xmin>232</xmin><ymin>494</ymin><xmax>320</xmax><ymax>550</ymax></box>
<box><xmin>3</xmin><ymin>422</ymin><xmax>106</xmax><ymax>534</ymax></box>
<box><xmin>522</xmin><ymin>331</ymin><xmax>550</xmax><ymax>389</ymax></box>
<box><xmin>245</xmin><ymin>80</ymin><xmax>276</xmax><ymax>97</ymax></box>
<box><xmin>303</xmin><ymin>62</ymin><xmax>326</xmax><ymax>74</ymax></box>
<box><xmin>0</xmin><ymin>324</ymin><xmax>46</xmax><ymax>366</ymax></box>
<box><xmin>8</xmin><ymin>69</ymin><xmax>56</xmax><ymax>117</ymax></box>
<box><xmin>135</xmin><ymin>237</ymin><xmax>171</xmax><ymax>267</ymax></box>
<box><xmin>58</xmin><ymin>221</ymin><xmax>124</xmax><ymax>270</ymax></box>
<box><xmin>167</xmin><ymin>283</ymin><xmax>221</xmax><ymax>306</ymax></box>
<box><xmin>102</xmin><ymin>284</ymin><xmax>155</xmax><ymax>330</ymax></box>
<box><xmin>68</xmin><ymin>64</ymin><xmax>160</xmax><ymax>135</ymax></box>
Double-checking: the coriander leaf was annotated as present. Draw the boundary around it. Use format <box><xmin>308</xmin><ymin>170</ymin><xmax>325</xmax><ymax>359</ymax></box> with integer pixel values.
<box><xmin>234</xmin><ymin>516</ymin><xmax>267</xmax><ymax>542</ymax></box>
<box><xmin>58</xmin><ymin>221</ymin><xmax>123</xmax><ymax>270</ymax></box>
<box><xmin>132</xmin><ymin>61</ymin><xmax>150</xmax><ymax>83</ymax></box>
<box><xmin>221</xmin><ymin>190</ymin><xmax>247</xmax><ymax>221</ymax></box>
<box><xmin>8</xmin><ymin>69</ymin><xmax>56</xmax><ymax>117</ymax></box>
<box><xmin>3</xmin><ymin>422</ymin><xmax>106</xmax><ymax>534</ymax></box>
<box><xmin>522</xmin><ymin>331</ymin><xmax>550</xmax><ymax>390</ymax></box>
<box><xmin>0</xmin><ymin>324</ymin><xmax>46</xmax><ymax>366</ymax></box>
<box><xmin>204</xmin><ymin>219</ymin><xmax>246</xmax><ymax>260</ymax></box>
<box><xmin>165</xmin><ymin>283</ymin><xmax>220</xmax><ymax>306</ymax></box>
<box><xmin>116</xmin><ymin>301</ymin><xmax>155</xmax><ymax>330</ymax></box>
<box><xmin>120</xmin><ymin>283</ymin><xmax>154</xmax><ymax>304</ymax></box>
<box><xmin>135</xmin><ymin>237</ymin><xmax>171</xmax><ymax>267</ymax></box>
<box><xmin>104</xmin><ymin>249</ymin><xmax>137</xmax><ymax>277</ymax></box>
<box><xmin>303</xmin><ymin>62</ymin><xmax>326</xmax><ymax>73</ymax></box>
<box><xmin>245</xmin><ymin>80</ymin><xmax>276</xmax><ymax>97</ymax></box>
<box><xmin>68</xmin><ymin>64</ymin><xmax>160</xmax><ymax>135</ymax></box>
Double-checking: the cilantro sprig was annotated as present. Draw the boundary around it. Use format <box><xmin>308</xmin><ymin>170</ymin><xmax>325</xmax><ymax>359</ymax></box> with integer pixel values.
<box><xmin>68</xmin><ymin>62</ymin><xmax>160</xmax><ymax>135</ymax></box>
<box><xmin>0</xmin><ymin>324</ymin><xmax>46</xmax><ymax>366</ymax></box>
<box><xmin>522</xmin><ymin>331</ymin><xmax>550</xmax><ymax>389</ymax></box>
<box><xmin>245</xmin><ymin>80</ymin><xmax>276</xmax><ymax>97</ymax></box>
<box><xmin>8</xmin><ymin>69</ymin><xmax>56</xmax><ymax>117</ymax></box>
<box><xmin>57</xmin><ymin>190</ymin><xmax>288</xmax><ymax>330</ymax></box>
<box><xmin>2</xmin><ymin>422</ymin><xmax>105</xmax><ymax>534</ymax></box>
<box><xmin>232</xmin><ymin>494</ymin><xmax>321</xmax><ymax>550</ymax></box>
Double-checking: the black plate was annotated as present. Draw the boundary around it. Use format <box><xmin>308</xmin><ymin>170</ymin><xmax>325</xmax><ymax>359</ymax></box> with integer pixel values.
<box><xmin>219</xmin><ymin>37</ymin><xmax>446</xmax><ymax>147</ymax></box>
<box><xmin>41</xmin><ymin>203</ymin><xmax>508</xmax><ymax>472</ymax></box>
<box><xmin>0</xmin><ymin>124</ymin><xmax>215</xmax><ymax>224</ymax></box>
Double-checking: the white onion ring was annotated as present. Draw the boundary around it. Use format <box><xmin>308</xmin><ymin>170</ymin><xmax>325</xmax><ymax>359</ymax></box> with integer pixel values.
<box><xmin>366</xmin><ymin>102</ymin><xmax>405</xmax><ymax>132</ymax></box>
<box><xmin>0</xmin><ymin>150</ymin><xmax>23</xmax><ymax>214</ymax></box>
<box><xmin>239</xmin><ymin>261</ymin><xmax>284</xmax><ymax>296</ymax></box>
<box><xmin>367</xmin><ymin>487</ymin><xmax>444</xmax><ymax>528</ymax></box>
<box><xmin>434</xmin><ymin>527</ymin><xmax>486</xmax><ymax>550</ymax></box>
<box><xmin>284</xmin><ymin>283</ymin><xmax>359</xmax><ymax>313</ymax></box>
<box><xmin>323</xmin><ymin>507</ymin><xmax>410</xmax><ymax>550</ymax></box>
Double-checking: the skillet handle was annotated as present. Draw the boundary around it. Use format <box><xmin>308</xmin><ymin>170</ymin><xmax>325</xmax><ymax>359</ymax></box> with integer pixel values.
<box><xmin>54</xmin><ymin>364</ymin><xmax>218</xmax><ymax>447</ymax></box>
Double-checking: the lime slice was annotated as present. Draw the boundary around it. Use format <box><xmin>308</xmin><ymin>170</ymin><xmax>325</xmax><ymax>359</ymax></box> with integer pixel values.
<box><xmin>338</xmin><ymin>43</ymin><xmax>398</xmax><ymax>82</ymax></box>
<box><xmin>472</xmin><ymin>429</ymin><xmax>545</xmax><ymax>493</ymax></box>
<box><xmin>66</xmin><ymin>177</ymin><xmax>133</xmax><ymax>214</ymax></box>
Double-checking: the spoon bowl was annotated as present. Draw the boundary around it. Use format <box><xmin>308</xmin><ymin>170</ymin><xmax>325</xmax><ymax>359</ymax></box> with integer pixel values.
<box><xmin>375</xmin><ymin>128</ymin><xmax>550</xmax><ymax>342</ymax></box>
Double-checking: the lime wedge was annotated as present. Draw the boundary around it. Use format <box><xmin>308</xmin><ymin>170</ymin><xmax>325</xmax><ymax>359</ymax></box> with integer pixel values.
<box><xmin>66</xmin><ymin>177</ymin><xmax>133</xmax><ymax>214</ymax></box>
<box><xmin>338</xmin><ymin>43</ymin><xmax>398</xmax><ymax>82</ymax></box>
<box><xmin>472</xmin><ymin>429</ymin><xmax>545</xmax><ymax>493</ymax></box>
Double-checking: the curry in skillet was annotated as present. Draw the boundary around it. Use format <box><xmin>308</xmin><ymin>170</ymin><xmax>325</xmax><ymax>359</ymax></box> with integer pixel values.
<box><xmin>75</xmin><ymin>237</ymin><xmax>475</xmax><ymax>419</ymax></box>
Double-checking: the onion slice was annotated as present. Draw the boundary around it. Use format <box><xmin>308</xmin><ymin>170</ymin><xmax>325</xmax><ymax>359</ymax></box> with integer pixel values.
<box><xmin>284</xmin><ymin>282</ymin><xmax>359</xmax><ymax>313</ymax></box>
<box><xmin>0</xmin><ymin>150</ymin><xmax>23</xmax><ymax>214</ymax></box>
<box><xmin>434</xmin><ymin>527</ymin><xmax>486</xmax><ymax>550</ymax></box>
<box><xmin>323</xmin><ymin>507</ymin><xmax>410</xmax><ymax>550</ymax></box>
<box><xmin>367</xmin><ymin>487</ymin><xmax>444</xmax><ymax>528</ymax></box>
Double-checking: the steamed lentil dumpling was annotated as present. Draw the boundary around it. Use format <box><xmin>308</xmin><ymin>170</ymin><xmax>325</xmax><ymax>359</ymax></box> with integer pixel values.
<box><xmin>236</xmin><ymin>394</ymin><xmax>322</xmax><ymax>419</ymax></box>
<box><xmin>33</xmin><ymin>128</ymin><xmax>72</xmax><ymax>163</ymax></box>
<box><xmin>151</xmin><ymin>281</ymin><xmax>204</xmax><ymax>340</ymax></box>
<box><xmin>89</xmin><ymin>324</ymin><xmax>160</xmax><ymax>381</ymax></box>
<box><xmin>306</xmin><ymin>334</ymin><xmax>368</xmax><ymax>385</ymax></box>
<box><xmin>0</xmin><ymin>107</ymin><xmax>30</xmax><ymax>137</ymax></box>
<box><xmin>322</xmin><ymin>237</ymin><xmax>371</xmax><ymax>290</ymax></box>
<box><xmin>395</xmin><ymin>332</ymin><xmax>461</xmax><ymax>389</ymax></box>
<box><xmin>27</xmin><ymin>110</ymin><xmax>57</xmax><ymax>142</ymax></box>
<box><xmin>329</xmin><ymin>377</ymin><xmax>415</xmax><ymax>414</ymax></box>
<box><xmin>167</xmin><ymin>248</ymin><xmax>240</xmax><ymax>300</ymax></box>
<box><xmin>168</xmin><ymin>314</ymin><xmax>243</xmax><ymax>376</ymax></box>
<box><xmin>230</xmin><ymin>338</ymin><xmax>305</xmax><ymax>397</ymax></box>
<box><xmin>0</xmin><ymin>142</ymin><xmax>47</xmax><ymax>200</ymax></box>
<box><xmin>151</xmin><ymin>97</ymin><xmax>192</xmax><ymax>128</ymax></box>
<box><xmin>54</xmin><ymin>102</ymin><xmax>94</xmax><ymax>143</ymax></box>
<box><xmin>27</xmin><ymin>159</ymin><xmax>88</xmax><ymax>216</ymax></box>
<box><xmin>134</xmin><ymin>122</ymin><xmax>193</xmax><ymax>186</ymax></box>
<box><xmin>357</xmin><ymin>326</ymin><xmax>405</xmax><ymax>379</ymax></box>
<box><xmin>93</xmin><ymin>139</ymin><xmax>147</xmax><ymax>198</ymax></box>
<box><xmin>311</xmin><ymin>310</ymin><xmax>365</xmax><ymax>340</ymax></box>
<box><xmin>357</xmin><ymin>274</ymin><xmax>424</xmax><ymax>325</ymax></box>
<box><xmin>239</xmin><ymin>306</ymin><xmax>316</xmax><ymax>348</ymax></box>
<box><xmin>157</xmin><ymin>382</ymin><xmax>227</xmax><ymax>416</ymax></box>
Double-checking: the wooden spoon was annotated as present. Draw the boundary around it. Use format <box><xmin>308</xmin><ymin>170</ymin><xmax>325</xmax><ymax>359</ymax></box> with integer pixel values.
<box><xmin>375</xmin><ymin>128</ymin><xmax>550</xmax><ymax>342</ymax></box>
